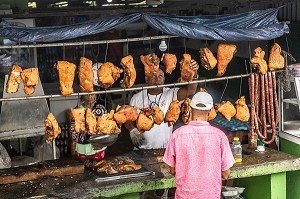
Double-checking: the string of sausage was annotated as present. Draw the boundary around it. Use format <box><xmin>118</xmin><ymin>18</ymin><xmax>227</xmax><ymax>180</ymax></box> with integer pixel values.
<box><xmin>249</xmin><ymin>71</ymin><xmax>278</xmax><ymax>145</ymax></box>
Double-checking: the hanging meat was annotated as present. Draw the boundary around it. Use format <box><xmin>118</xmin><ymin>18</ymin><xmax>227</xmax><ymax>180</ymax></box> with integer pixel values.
<box><xmin>6</xmin><ymin>64</ymin><xmax>22</xmax><ymax>93</ymax></box>
<box><xmin>136</xmin><ymin>108</ymin><xmax>154</xmax><ymax>132</ymax></box>
<box><xmin>179</xmin><ymin>54</ymin><xmax>196</xmax><ymax>82</ymax></box>
<box><xmin>97</xmin><ymin>62</ymin><xmax>123</xmax><ymax>89</ymax></box>
<box><xmin>120</xmin><ymin>55</ymin><xmax>136</xmax><ymax>88</ymax></box>
<box><xmin>55</xmin><ymin>61</ymin><xmax>76</xmax><ymax>96</ymax></box>
<box><xmin>268</xmin><ymin>43</ymin><xmax>284</xmax><ymax>71</ymax></box>
<box><xmin>97</xmin><ymin>110</ymin><xmax>121</xmax><ymax>135</ymax></box>
<box><xmin>140</xmin><ymin>53</ymin><xmax>160</xmax><ymax>77</ymax></box>
<box><xmin>217</xmin><ymin>101</ymin><xmax>236</xmax><ymax>121</ymax></box>
<box><xmin>208</xmin><ymin>106</ymin><xmax>217</xmax><ymax>121</ymax></box>
<box><xmin>235</xmin><ymin>96</ymin><xmax>250</xmax><ymax>122</ymax></box>
<box><xmin>152</xmin><ymin>105</ymin><xmax>164</xmax><ymax>125</ymax></box>
<box><xmin>200</xmin><ymin>48</ymin><xmax>217</xmax><ymax>70</ymax></box>
<box><xmin>79</xmin><ymin>57</ymin><xmax>94</xmax><ymax>92</ymax></box>
<box><xmin>216</xmin><ymin>43</ymin><xmax>237</xmax><ymax>76</ymax></box>
<box><xmin>250</xmin><ymin>47</ymin><xmax>268</xmax><ymax>75</ymax></box>
<box><xmin>70</xmin><ymin>108</ymin><xmax>86</xmax><ymax>133</ymax></box>
<box><xmin>86</xmin><ymin>108</ymin><xmax>97</xmax><ymax>134</ymax></box>
<box><xmin>44</xmin><ymin>113</ymin><xmax>61</xmax><ymax>142</ymax></box>
<box><xmin>113</xmin><ymin>105</ymin><xmax>138</xmax><ymax>125</ymax></box>
<box><xmin>164</xmin><ymin>100</ymin><xmax>181</xmax><ymax>126</ymax></box>
<box><xmin>161</xmin><ymin>53</ymin><xmax>177</xmax><ymax>74</ymax></box>
<box><xmin>21</xmin><ymin>68</ymin><xmax>40</xmax><ymax>95</ymax></box>
<box><xmin>181</xmin><ymin>98</ymin><xmax>192</xmax><ymax>124</ymax></box>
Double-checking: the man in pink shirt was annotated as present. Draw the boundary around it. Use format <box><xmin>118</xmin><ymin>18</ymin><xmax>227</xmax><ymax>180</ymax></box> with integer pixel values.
<box><xmin>163</xmin><ymin>91</ymin><xmax>235</xmax><ymax>199</ymax></box>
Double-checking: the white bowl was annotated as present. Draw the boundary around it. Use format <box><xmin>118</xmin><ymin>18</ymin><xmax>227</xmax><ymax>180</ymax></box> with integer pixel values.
<box><xmin>223</xmin><ymin>186</ymin><xmax>245</xmax><ymax>194</ymax></box>
<box><xmin>222</xmin><ymin>190</ymin><xmax>238</xmax><ymax>197</ymax></box>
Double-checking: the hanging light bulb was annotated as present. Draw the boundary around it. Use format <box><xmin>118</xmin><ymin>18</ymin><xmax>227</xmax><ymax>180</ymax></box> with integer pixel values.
<box><xmin>107</xmin><ymin>0</ymin><xmax>112</xmax><ymax>2</ymax></box>
<box><xmin>159</xmin><ymin>39</ymin><xmax>167</xmax><ymax>52</ymax></box>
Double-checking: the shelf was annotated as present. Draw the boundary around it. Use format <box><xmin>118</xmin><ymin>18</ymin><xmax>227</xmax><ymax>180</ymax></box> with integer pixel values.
<box><xmin>0</xmin><ymin>126</ymin><xmax>44</xmax><ymax>141</ymax></box>
<box><xmin>283</xmin><ymin>98</ymin><xmax>298</xmax><ymax>105</ymax></box>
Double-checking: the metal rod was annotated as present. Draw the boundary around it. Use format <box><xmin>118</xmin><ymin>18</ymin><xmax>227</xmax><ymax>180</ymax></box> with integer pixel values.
<box><xmin>0</xmin><ymin>35</ymin><xmax>178</xmax><ymax>49</ymax></box>
<box><xmin>0</xmin><ymin>73</ymin><xmax>252</xmax><ymax>102</ymax></box>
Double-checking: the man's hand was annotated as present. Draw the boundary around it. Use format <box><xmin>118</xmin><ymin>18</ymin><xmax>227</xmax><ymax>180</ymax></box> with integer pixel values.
<box><xmin>130</xmin><ymin>128</ymin><xmax>144</xmax><ymax>147</ymax></box>
<box><xmin>190</xmin><ymin>59</ymin><xmax>199</xmax><ymax>71</ymax></box>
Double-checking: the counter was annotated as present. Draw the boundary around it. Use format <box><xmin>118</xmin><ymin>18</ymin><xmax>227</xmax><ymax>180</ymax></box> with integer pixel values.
<box><xmin>1</xmin><ymin>146</ymin><xmax>300</xmax><ymax>199</ymax></box>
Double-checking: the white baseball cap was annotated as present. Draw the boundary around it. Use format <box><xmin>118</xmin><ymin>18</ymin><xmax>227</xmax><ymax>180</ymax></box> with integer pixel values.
<box><xmin>190</xmin><ymin>91</ymin><xmax>214</xmax><ymax>111</ymax></box>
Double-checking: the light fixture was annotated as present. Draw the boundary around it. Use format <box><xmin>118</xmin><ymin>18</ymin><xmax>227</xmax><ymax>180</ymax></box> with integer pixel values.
<box><xmin>159</xmin><ymin>39</ymin><xmax>167</xmax><ymax>52</ymax></box>
<box><xmin>107</xmin><ymin>0</ymin><xmax>112</xmax><ymax>2</ymax></box>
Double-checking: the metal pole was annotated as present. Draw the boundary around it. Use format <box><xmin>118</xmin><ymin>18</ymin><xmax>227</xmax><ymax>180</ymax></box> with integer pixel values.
<box><xmin>0</xmin><ymin>35</ymin><xmax>178</xmax><ymax>49</ymax></box>
<box><xmin>0</xmin><ymin>73</ymin><xmax>251</xmax><ymax>102</ymax></box>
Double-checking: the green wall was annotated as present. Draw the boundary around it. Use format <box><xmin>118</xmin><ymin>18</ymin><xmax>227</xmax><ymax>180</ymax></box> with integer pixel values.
<box><xmin>0</xmin><ymin>0</ymin><xmax>28</xmax><ymax>10</ymax></box>
<box><xmin>280</xmin><ymin>138</ymin><xmax>300</xmax><ymax>199</ymax></box>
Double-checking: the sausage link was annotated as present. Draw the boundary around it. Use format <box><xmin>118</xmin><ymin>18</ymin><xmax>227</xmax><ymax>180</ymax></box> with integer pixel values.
<box><xmin>264</xmin><ymin>73</ymin><xmax>271</xmax><ymax>124</ymax></box>
<box><xmin>260</xmin><ymin>73</ymin><xmax>267</xmax><ymax>138</ymax></box>
<box><xmin>254</xmin><ymin>111</ymin><xmax>266</xmax><ymax>139</ymax></box>
<box><xmin>254</xmin><ymin>73</ymin><xmax>260</xmax><ymax>117</ymax></box>
<box><xmin>249</xmin><ymin>73</ymin><xmax>255</xmax><ymax>137</ymax></box>
<box><xmin>262</xmin><ymin>72</ymin><xmax>276</xmax><ymax>145</ymax></box>
<box><xmin>272</xmin><ymin>71</ymin><xmax>279</xmax><ymax>126</ymax></box>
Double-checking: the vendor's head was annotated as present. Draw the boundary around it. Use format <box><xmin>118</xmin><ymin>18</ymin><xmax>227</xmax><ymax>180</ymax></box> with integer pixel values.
<box><xmin>190</xmin><ymin>91</ymin><xmax>214</xmax><ymax>121</ymax></box>
<box><xmin>81</xmin><ymin>94</ymin><xmax>97</xmax><ymax>109</ymax></box>
<box><xmin>145</xmin><ymin>68</ymin><xmax>165</xmax><ymax>94</ymax></box>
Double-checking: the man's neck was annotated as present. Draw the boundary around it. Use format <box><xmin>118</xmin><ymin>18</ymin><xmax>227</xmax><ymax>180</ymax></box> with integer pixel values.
<box><xmin>147</xmin><ymin>88</ymin><xmax>163</xmax><ymax>95</ymax></box>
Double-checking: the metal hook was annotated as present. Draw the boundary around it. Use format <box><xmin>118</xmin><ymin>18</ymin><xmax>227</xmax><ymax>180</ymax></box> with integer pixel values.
<box><xmin>105</xmin><ymin>41</ymin><xmax>109</xmax><ymax>63</ymax></box>
<box><xmin>82</xmin><ymin>41</ymin><xmax>85</xmax><ymax>57</ymax></box>
<box><xmin>142</xmin><ymin>87</ymin><xmax>145</xmax><ymax>108</ymax></box>
<box><xmin>183</xmin><ymin>38</ymin><xmax>186</xmax><ymax>54</ymax></box>
<box><xmin>248</xmin><ymin>41</ymin><xmax>252</xmax><ymax>73</ymax></box>
<box><xmin>204</xmin><ymin>79</ymin><xmax>207</xmax><ymax>88</ymax></box>
<box><xmin>239</xmin><ymin>75</ymin><xmax>243</xmax><ymax>98</ymax></box>
<box><xmin>123</xmin><ymin>88</ymin><xmax>126</xmax><ymax>105</ymax></box>
<box><xmin>244</xmin><ymin>60</ymin><xmax>249</xmax><ymax>74</ymax></box>
<box><xmin>77</xmin><ymin>92</ymin><xmax>80</xmax><ymax>107</ymax></box>
<box><xmin>104</xmin><ymin>89</ymin><xmax>108</xmax><ymax>108</ymax></box>
<box><xmin>63</xmin><ymin>43</ymin><xmax>66</xmax><ymax>60</ymax></box>
<box><xmin>219</xmin><ymin>77</ymin><xmax>229</xmax><ymax>103</ymax></box>
<box><xmin>167</xmin><ymin>36</ymin><xmax>170</xmax><ymax>53</ymax></box>
<box><xmin>126</xmin><ymin>38</ymin><xmax>129</xmax><ymax>56</ymax></box>
<box><xmin>149</xmin><ymin>36</ymin><xmax>152</xmax><ymax>51</ymax></box>
<box><xmin>172</xmin><ymin>83</ymin><xmax>176</xmax><ymax>101</ymax></box>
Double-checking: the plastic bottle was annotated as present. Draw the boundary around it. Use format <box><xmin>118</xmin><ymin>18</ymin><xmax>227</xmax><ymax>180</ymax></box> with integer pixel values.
<box><xmin>231</xmin><ymin>137</ymin><xmax>242</xmax><ymax>163</ymax></box>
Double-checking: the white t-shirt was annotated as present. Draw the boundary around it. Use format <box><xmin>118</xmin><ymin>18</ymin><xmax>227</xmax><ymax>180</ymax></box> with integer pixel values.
<box><xmin>130</xmin><ymin>87</ymin><xmax>180</xmax><ymax>149</ymax></box>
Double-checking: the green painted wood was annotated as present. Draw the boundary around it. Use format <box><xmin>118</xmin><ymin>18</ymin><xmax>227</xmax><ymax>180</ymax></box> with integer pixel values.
<box><xmin>235</xmin><ymin>172</ymin><xmax>286</xmax><ymax>199</ymax></box>
<box><xmin>280</xmin><ymin>138</ymin><xmax>300</xmax><ymax>199</ymax></box>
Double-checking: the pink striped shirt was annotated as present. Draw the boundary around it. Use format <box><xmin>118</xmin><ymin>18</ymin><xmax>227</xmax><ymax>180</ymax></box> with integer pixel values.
<box><xmin>163</xmin><ymin>121</ymin><xmax>235</xmax><ymax>199</ymax></box>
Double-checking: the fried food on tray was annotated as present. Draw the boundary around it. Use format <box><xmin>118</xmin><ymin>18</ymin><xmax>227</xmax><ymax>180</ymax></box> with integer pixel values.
<box><xmin>250</xmin><ymin>47</ymin><xmax>268</xmax><ymax>75</ymax></box>
<box><xmin>217</xmin><ymin>101</ymin><xmax>237</xmax><ymax>121</ymax></box>
<box><xmin>113</xmin><ymin>105</ymin><xmax>138</xmax><ymax>125</ymax></box>
<box><xmin>21</xmin><ymin>68</ymin><xmax>39</xmax><ymax>95</ymax></box>
<box><xmin>55</xmin><ymin>61</ymin><xmax>76</xmax><ymax>96</ymax></box>
<box><xmin>97</xmin><ymin>110</ymin><xmax>121</xmax><ymax>135</ymax></box>
<box><xmin>235</xmin><ymin>96</ymin><xmax>250</xmax><ymax>122</ymax></box>
<box><xmin>85</xmin><ymin>108</ymin><xmax>97</xmax><ymax>134</ymax></box>
<box><xmin>97</xmin><ymin>62</ymin><xmax>123</xmax><ymax>89</ymax></box>
<box><xmin>217</xmin><ymin>43</ymin><xmax>237</xmax><ymax>76</ymax></box>
<box><xmin>6</xmin><ymin>64</ymin><xmax>22</xmax><ymax>93</ymax></box>
<box><xmin>161</xmin><ymin>53</ymin><xmax>177</xmax><ymax>74</ymax></box>
<box><xmin>208</xmin><ymin>106</ymin><xmax>217</xmax><ymax>121</ymax></box>
<box><xmin>92</xmin><ymin>158</ymin><xmax>141</xmax><ymax>174</ymax></box>
<box><xmin>181</xmin><ymin>98</ymin><xmax>192</xmax><ymax>124</ymax></box>
<box><xmin>179</xmin><ymin>54</ymin><xmax>195</xmax><ymax>82</ymax></box>
<box><xmin>117</xmin><ymin>163</ymin><xmax>142</xmax><ymax>172</ymax></box>
<box><xmin>44</xmin><ymin>113</ymin><xmax>61</xmax><ymax>142</ymax></box>
<box><xmin>120</xmin><ymin>55</ymin><xmax>136</xmax><ymax>88</ymax></box>
<box><xmin>165</xmin><ymin>100</ymin><xmax>181</xmax><ymax>126</ymax></box>
<box><xmin>152</xmin><ymin>105</ymin><xmax>164</xmax><ymax>125</ymax></box>
<box><xmin>268</xmin><ymin>43</ymin><xmax>284</xmax><ymax>71</ymax></box>
<box><xmin>200</xmin><ymin>48</ymin><xmax>217</xmax><ymax>70</ymax></box>
<box><xmin>136</xmin><ymin>108</ymin><xmax>154</xmax><ymax>132</ymax></box>
<box><xmin>140</xmin><ymin>53</ymin><xmax>160</xmax><ymax>77</ymax></box>
<box><xmin>79</xmin><ymin>57</ymin><xmax>94</xmax><ymax>92</ymax></box>
<box><xmin>71</xmin><ymin>108</ymin><xmax>86</xmax><ymax>133</ymax></box>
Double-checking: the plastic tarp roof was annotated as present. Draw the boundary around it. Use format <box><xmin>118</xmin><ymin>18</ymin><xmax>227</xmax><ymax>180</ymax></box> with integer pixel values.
<box><xmin>0</xmin><ymin>8</ymin><xmax>288</xmax><ymax>43</ymax></box>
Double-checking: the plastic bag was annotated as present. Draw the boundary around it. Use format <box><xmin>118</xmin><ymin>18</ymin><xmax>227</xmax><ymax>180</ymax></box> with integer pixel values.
<box><xmin>34</xmin><ymin>137</ymin><xmax>60</xmax><ymax>161</ymax></box>
<box><xmin>0</xmin><ymin>142</ymin><xmax>11</xmax><ymax>169</ymax></box>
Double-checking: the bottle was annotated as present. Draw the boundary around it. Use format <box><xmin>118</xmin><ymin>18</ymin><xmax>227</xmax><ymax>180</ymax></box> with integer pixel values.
<box><xmin>231</xmin><ymin>137</ymin><xmax>242</xmax><ymax>163</ymax></box>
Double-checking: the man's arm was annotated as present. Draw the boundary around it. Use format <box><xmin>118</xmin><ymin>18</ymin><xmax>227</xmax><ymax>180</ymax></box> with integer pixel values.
<box><xmin>222</xmin><ymin>169</ymin><xmax>231</xmax><ymax>180</ymax></box>
<box><xmin>177</xmin><ymin>59</ymin><xmax>199</xmax><ymax>101</ymax></box>
<box><xmin>170</xmin><ymin>166</ymin><xmax>176</xmax><ymax>175</ymax></box>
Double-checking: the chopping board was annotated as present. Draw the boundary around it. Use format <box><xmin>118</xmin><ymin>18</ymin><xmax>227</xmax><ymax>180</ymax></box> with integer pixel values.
<box><xmin>0</xmin><ymin>158</ymin><xmax>84</xmax><ymax>184</ymax></box>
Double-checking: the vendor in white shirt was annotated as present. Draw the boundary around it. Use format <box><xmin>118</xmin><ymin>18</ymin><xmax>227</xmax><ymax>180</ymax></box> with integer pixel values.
<box><xmin>125</xmin><ymin>60</ymin><xmax>199</xmax><ymax>149</ymax></box>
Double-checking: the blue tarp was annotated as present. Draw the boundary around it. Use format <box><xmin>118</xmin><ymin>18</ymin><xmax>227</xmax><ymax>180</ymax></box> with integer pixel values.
<box><xmin>0</xmin><ymin>8</ymin><xmax>289</xmax><ymax>43</ymax></box>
